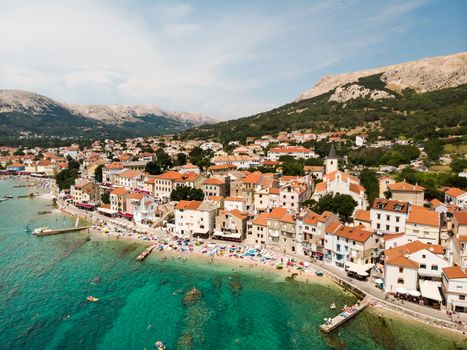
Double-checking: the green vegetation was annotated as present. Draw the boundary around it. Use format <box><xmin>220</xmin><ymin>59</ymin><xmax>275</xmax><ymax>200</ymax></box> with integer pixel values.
<box><xmin>144</xmin><ymin>161</ymin><xmax>162</xmax><ymax>175</ymax></box>
<box><xmin>188</xmin><ymin>147</ymin><xmax>213</xmax><ymax>170</ymax></box>
<box><xmin>359</xmin><ymin>169</ymin><xmax>379</xmax><ymax>207</ymax></box>
<box><xmin>303</xmin><ymin>193</ymin><xmax>357</xmax><ymax>222</ymax></box>
<box><xmin>180</xmin><ymin>83</ymin><xmax>467</xmax><ymax>145</ymax></box>
<box><xmin>55</xmin><ymin>157</ymin><xmax>80</xmax><ymax>190</ymax></box>
<box><xmin>101</xmin><ymin>191</ymin><xmax>110</xmax><ymax>204</ymax></box>
<box><xmin>94</xmin><ymin>164</ymin><xmax>104</xmax><ymax>183</ymax></box>
<box><xmin>348</xmin><ymin>144</ymin><xmax>420</xmax><ymax>167</ymax></box>
<box><xmin>170</xmin><ymin>185</ymin><xmax>204</xmax><ymax>201</ymax></box>
<box><xmin>395</xmin><ymin>168</ymin><xmax>467</xmax><ymax>200</ymax></box>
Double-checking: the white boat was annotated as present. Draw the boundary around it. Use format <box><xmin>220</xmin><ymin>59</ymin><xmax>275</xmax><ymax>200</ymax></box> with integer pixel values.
<box><xmin>32</xmin><ymin>226</ymin><xmax>51</xmax><ymax>235</ymax></box>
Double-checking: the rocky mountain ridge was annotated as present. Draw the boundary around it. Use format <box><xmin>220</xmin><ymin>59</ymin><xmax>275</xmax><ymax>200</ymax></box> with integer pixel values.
<box><xmin>297</xmin><ymin>52</ymin><xmax>467</xmax><ymax>103</ymax></box>
<box><xmin>0</xmin><ymin>90</ymin><xmax>216</xmax><ymax>126</ymax></box>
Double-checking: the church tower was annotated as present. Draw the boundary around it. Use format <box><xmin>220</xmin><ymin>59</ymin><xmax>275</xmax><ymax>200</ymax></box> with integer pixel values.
<box><xmin>325</xmin><ymin>144</ymin><xmax>338</xmax><ymax>174</ymax></box>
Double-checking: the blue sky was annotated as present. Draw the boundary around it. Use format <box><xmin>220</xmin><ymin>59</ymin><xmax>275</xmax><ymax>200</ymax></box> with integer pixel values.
<box><xmin>0</xmin><ymin>0</ymin><xmax>465</xmax><ymax>119</ymax></box>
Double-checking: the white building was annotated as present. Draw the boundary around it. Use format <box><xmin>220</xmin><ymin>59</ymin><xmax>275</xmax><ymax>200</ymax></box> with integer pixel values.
<box><xmin>444</xmin><ymin>188</ymin><xmax>467</xmax><ymax>209</ymax></box>
<box><xmin>174</xmin><ymin>200</ymin><xmax>217</xmax><ymax>238</ymax></box>
<box><xmin>268</xmin><ymin>146</ymin><xmax>317</xmax><ymax>161</ymax></box>
<box><xmin>442</xmin><ymin>266</ymin><xmax>467</xmax><ymax>313</ymax></box>
<box><xmin>384</xmin><ymin>240</ymin><xmax>446</xmax><ymax>304</ymax></box>
<box><xmin>370</xmin><ymin>198</ymin><xmax>409</xmax><ymax>235</ymax></box>
<box><xmin>324</xmin><ymin>223</ymin><xmax>378</xmax><ymax>269</ymax></box>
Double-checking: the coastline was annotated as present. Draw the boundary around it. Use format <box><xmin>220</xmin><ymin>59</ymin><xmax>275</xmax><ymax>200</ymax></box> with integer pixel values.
<box><xmin>33</xmin><ymin>185</ymin><xmax>465</xmax><ymax>338</ymax></box>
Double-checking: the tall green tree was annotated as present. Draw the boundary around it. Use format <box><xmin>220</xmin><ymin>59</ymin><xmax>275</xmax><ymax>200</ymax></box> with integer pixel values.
<box><xmin>94</xmin><ymin>164</ymin><xmax>104</xmax><ymax>183</ymax></box>
<box><xmin>145</xmin><ymin>161</ymin><xmax>162</xmax><ymax>175</ymax></box>
<box><xmin>359</xmin><ymin>169</ymin><xmax>379</xmax><ymax>207</ymax></box>
<box><xmin>303</xmin><ymin>193</ymin><xmax>357</xmax><ymax>222</ymax></box>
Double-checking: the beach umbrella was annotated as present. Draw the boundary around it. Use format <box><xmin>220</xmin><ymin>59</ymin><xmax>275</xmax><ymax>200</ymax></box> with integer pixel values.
<box><xmin>408</xmin><ymin>290</ymin><xmax>421</xmax><ymax>297</ymax></box>
<box><xmin>396</xmin><ymin>287</ymin><xmax>408</xmax><ymax>294</ymax></box>
<box><xmin>374</xmin><ymin>278</ymin><xmax>384</xmax><ymax>285</ymax></box>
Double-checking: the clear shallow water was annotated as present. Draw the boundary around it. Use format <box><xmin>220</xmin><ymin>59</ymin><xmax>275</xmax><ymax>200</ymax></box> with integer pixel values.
<box><xmin>0</xmin><ymin>178</ymin><xmax>464</xmax><ymax>350</ymax></box>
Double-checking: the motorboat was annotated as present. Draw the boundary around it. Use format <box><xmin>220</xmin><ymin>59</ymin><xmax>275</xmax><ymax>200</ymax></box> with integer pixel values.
<box><xmin>86</xmin><ymin>296</ymin><xmax>99</xmax><ymax>302</ymax></box>
<box><xmin>5</xmin><ymin>195</ymin><xmax>13</xmax><ymax>199</ymax></box>
<box><xmin>330</xmin><ymin>303</ymin><xmax>336</xmax><ymax>309</ymax></box>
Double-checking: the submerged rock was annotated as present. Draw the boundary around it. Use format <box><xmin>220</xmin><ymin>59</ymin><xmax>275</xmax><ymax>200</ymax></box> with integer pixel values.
<box><xmin>182</xmin><ymin>288</ymin><xmax>202</xmax><ymax>305</ymax></box>
<box><xmin>322</xmin><ymin>333</ymin><xmax>347</xmax><ymax>350</ymax></box>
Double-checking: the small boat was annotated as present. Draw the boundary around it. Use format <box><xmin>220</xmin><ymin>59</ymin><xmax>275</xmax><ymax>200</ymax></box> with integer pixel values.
<box><xmin>32</xmin><ymin>226</ymin><xmax>51</xmax><ymax>235</ymax></box>
<box><xmin>24</xmin><ymin>225</ymin><xmax>31</xmax><ymax>233</ymax></box>
<box><xmin>315</xmin><ymin>270</ymin><xmax>324</xmax><ymax>277</ymax></box>
<box><xmin>5</xmin><ymin>195</ymin><xmax>13</xmax><ymax>199</ymax></box>
<box><xmin>330</xmin><ymin>303</ymin><xmax>336</xmax><ymax>309</ymax></box>
<box><xmin>86</xmin><ymin>296</ymin><xmax>99</xmax><ymax>302</ymax></box>
<box><xmin>275</xmin><ymin>262</ymin><xmax>283</xmax><ymax>270</ymax></box>
<box><xmin>155</xmin><ymin>340</ymin><xmax>166</xmax><ymax>350</ymax></box>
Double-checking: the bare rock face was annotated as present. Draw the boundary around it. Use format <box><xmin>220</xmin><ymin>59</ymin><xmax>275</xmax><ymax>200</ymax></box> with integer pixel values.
<box><xmin>328</xmin><ymin>84</ymin><xmax>394</xmax><ymax>103</ymax></box>
<box><xmin>297</xmin><ymin>52</ymin><xmax>467</xmax><ymax>103</ymax></box>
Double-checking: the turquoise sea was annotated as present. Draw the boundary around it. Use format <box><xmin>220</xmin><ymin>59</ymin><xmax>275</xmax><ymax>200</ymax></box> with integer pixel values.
<box><xmin>0</xmin><ymin>178</ymin><xmax>464</xmax><ymax>350</ymax></box>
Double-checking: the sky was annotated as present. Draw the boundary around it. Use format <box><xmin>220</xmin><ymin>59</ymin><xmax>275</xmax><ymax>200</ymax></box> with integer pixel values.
<box><xmin>0</xmin><ymin>0</ymin><xmax>466</xmax><ymax>119</ymax></box>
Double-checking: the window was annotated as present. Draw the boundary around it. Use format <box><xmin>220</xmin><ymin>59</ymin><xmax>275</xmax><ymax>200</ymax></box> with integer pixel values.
<box><xmin>431</xmin><ymin>265</ymin><xmax>438</xmax><ymax>271</ymax></box>
<box><xmin>395</xmin><ymin>226</ymin><xmax>399</xmax><ymax>232</ymax></box>
<box><xmin>399</xmin><ymin>267</ymin><xmax>404</xmax><ymax>273</ymax></box>
<box><xmin>396</xmin><ymin>216</ymin><xmax>400</xmax><ymax>222</ymax></box>
<box><xmin>460</xmin><ymin>295</ymin><xmax>466</xmax><ymax>301</ymax></box>
<box><xmin>386</xmin><ymin>225</ymin><xmax>390</xmax><ymax>230</ymax></box>
<box><xmin>377</xmin><ymin>224</ymin><xmax>381</xmax><ymax>229</ymax></box>
<box><xmin>386</xmin><ymin>215</ymin><xmax>390</xmax><ymax>221</ymax></box>
<box><xmin>397</xmin><ymin>278</ymin><xmax>404</xmax><ymax>284</ymax></box>
<box><xmin>422</xmin><ymin>254</ymin><xmax>426</xmax><ymax>259</ymax></box>
<box><xmin>377</xmin><ymin>214</ymin><xmax>381</xmax><ymax>219</ymax></box>
<box><xmin>420</xmin><ymin>264</ymin><xmax>426</xmax><ymax>269</ymax></box>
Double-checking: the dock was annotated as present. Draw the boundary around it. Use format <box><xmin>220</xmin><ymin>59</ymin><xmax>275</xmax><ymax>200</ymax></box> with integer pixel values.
<box><xmin>319</xmin><ymin>296</ymin><xmax>370</xmax><ymax>333</ymax></box>
<box><xmin>136</xmin><ymin>245</ymin><xmax>157</xmax><ymax>261</ymax></box>
<box><xmin>35</xmin><ymin>226</ymin><xmax>91</xmax><ymax>236</ymax></box>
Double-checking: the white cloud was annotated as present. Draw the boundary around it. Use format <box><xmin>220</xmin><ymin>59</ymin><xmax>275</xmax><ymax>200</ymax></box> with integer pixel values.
<box><xmin>0</xmin><ymin>0</ymin><xmax>432</xmax><ymax>118</ymax></box>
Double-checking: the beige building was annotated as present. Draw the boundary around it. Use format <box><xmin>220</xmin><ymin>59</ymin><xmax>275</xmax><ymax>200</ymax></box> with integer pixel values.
<box><xmin>213</xmin><ymin>209</ymin><xmax>249</xmax><ymax>242</ymax></box>
<box><xmin>388</xmin><ymin>181</ymin><xmax>425</xmax><ymax>206</ymax></box>
<box><xmin>110</xmin><ymin>187</ymin><xmax>129</xmax><ymax>212</ymax></box>
<box><xmin>405</xmin><ymin>208</ymin><xmax>441</xmax><ymax>244</ymax></box>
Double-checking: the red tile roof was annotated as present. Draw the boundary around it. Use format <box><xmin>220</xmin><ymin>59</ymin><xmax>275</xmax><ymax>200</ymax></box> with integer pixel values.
<box><xmin>442</xmin><ymin>266</ymin><xmax>467</xmax><ymax>279</ymax></box>
<box><xmin>389</xmin><ymin>182</ymin><xmax>424</xmax><ymax>192</ymax></box>
<box><xmin>175</xmin><ymin>200</ymin><xmax>202</xmax><ymax>210</ymax></box>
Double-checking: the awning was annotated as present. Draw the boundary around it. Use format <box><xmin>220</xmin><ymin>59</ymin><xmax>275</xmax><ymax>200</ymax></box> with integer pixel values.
<box><xmin>396</xmin><ymin>287</ymin><xmax>408</xmax><ymax>294</ymax></box>
<box><xmin>117</xmin><ymin>212</ymin><xmax>134</xmax><ymax>218</ymax></box>
<box><xmin>76</xmin><ymin>202</ymin><xmax>95</xmax><ymax>209</ymax></box>
<box><xmin>419</xmin><ymin>280</ymin><xmax>442</xmax><ymax>302</ymax></box>
<box><xmin>408</xmin><ymin>290</ymin><xmax>421</xmax><ymax>297</ymax></box>
<box><xmin>97</xmin><ymin>207</ymin><xmax>117</xmax><ymax>215</ymax></box>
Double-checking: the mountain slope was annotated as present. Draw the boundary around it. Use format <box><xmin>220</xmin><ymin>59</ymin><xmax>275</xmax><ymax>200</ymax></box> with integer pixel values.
<box><xmin>298</xmin><ymin>52</ymin><xmax>467</xmax><ymax>102</ymax></box>
<box><xmin>0</xmin><ymin>90</ymin><xmax>216</xmax><ymax>140</ymax></box>
<box><xmin>181</xmin><ymin>53</ymin><xmax>467</xmax><ymax>143</ymax></box>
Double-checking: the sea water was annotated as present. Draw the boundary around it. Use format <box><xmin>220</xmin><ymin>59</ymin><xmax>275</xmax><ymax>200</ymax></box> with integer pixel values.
<box><xmin>0</xmin><ymin>178</ymin><xmax>464</xmax><ymax>350</ymax></box>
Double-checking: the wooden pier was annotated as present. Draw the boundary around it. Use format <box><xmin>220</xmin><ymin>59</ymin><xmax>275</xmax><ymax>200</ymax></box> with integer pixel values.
<box><xmin>320</xmin><ymin>296</ymin><xmax>370</xmax><ymax>333</ymax></box>
<box><xmin>136</xmin><ymin>245</ymin><xmax>157</xmax><ymax>261</ymax></box>
<box><xmin>35</xmin><ymin>226</ymin><xmax>91</xmax><ymax>236</ymax></box>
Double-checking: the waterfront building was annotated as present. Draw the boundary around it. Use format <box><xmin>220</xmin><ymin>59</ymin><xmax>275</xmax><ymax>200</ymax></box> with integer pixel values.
<box><xmin>174</xmin><ymin>200</ymin><xmax>217</xmax><ymax>238</ymax></box>
<box><xmin>213</xmin><ymin>209</ymin><xmax>250</xmax><ymax>242</ymax></box>
<box><xmin>324</xmin><ymin>223</ymin><xmax>378</xmax><ymax>268</ymax></box>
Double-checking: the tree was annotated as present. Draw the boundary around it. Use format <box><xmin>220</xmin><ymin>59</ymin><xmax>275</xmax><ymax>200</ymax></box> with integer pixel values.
<box><xmin>155</xmin><ymin>149</ymin><xmax>173</xmax><ymax>170</ymax></box>
<box><xmin>13</xmin><ymin>148</ymin><xmax>25</xmax><ymax>156</ymax></box>
<box><xmin>145</xmin><ymin>161</ymin><xmax>162</xmax><ymax>175</ymax></box>
<box><xmin>175</xmin><ymin>153</ymin><xmax>187</xmax><ymax>166</ymax></box>
<box><xmin>359</xmin><ymin>169</ymin><xmax>379</xmax><ymax>207</ymax></box>
<box><xmin>94</xmin><ymin>164</ymin><xmax>104</xmax><ymax>183</ymax></box>
<box><xmin>189</xmin><ymin>147</ymin><xmax>213</xmax><ymax>170</ymax></box>
<box><xmin>304</xmin><ymin>193</ymin><xmax>357</xmax><ymax>222</ymax></box>
<box><xmin>55</xmin><ymin>156</ymin><xmax>81</xmax><ymax>190</ymax></box>
<box><xmin>170</xmin><ymin>185</ymin><xmax>204</xmax><ymax>201</ymax></box>
<box><xmin>451</xmin><ymin>157</ymin><xmax>467</xmax><ymax>173</ymax></box>
<box><xmin>101</xmin><ymin>191</ymin><xmax>110</xmax><ymax>204</ymax></box>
